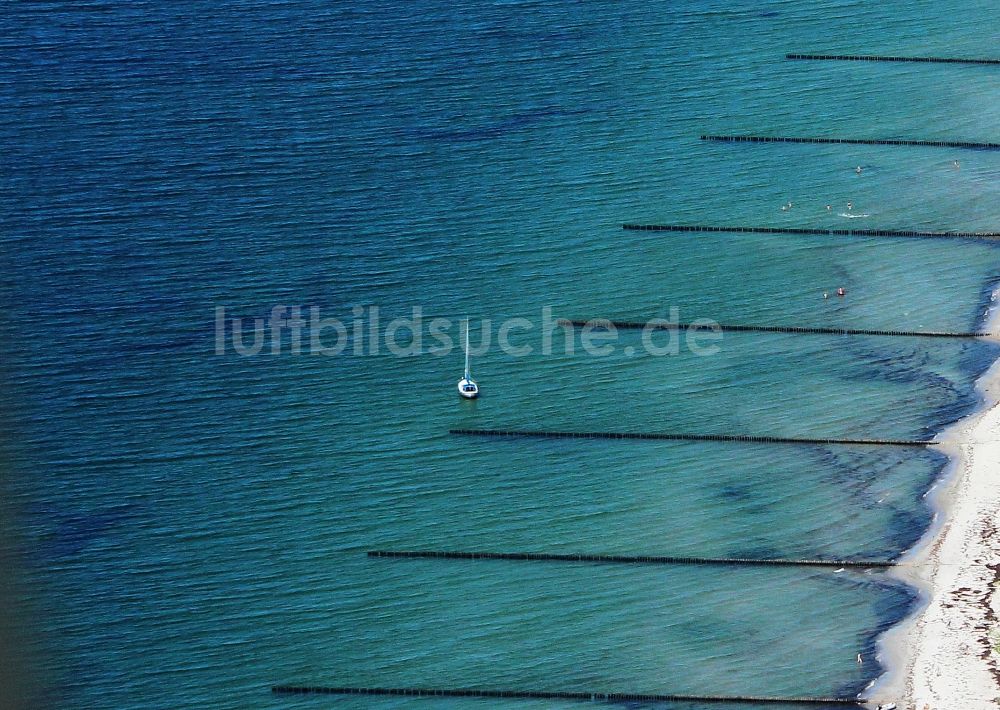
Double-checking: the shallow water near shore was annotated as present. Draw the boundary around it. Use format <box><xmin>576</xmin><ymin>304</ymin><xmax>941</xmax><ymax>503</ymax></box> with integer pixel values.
<box><xmin>3</xmin><ymin>1</ymin><xmax>1000</xmax><ymax>708</ymax></box>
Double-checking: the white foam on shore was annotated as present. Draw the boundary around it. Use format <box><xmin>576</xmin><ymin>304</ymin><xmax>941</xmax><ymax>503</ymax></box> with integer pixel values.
<box><xmin>868</xmin><ymin>284</ymin><xmax>1000</xmax><ymax>709</ymax></box>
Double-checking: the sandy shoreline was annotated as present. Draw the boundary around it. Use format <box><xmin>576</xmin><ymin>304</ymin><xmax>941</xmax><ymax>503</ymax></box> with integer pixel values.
<box><xmin>869</xmin><ymin>313</ymin><xmax>1000</xmax><ymax>709</ymax></box>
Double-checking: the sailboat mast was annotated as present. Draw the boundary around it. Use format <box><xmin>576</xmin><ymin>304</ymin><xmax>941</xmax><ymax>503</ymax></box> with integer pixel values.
<box><xmin>463</xmin><ymin>320</ymin><xmax>471</xmax><ymax>380</ymax></box>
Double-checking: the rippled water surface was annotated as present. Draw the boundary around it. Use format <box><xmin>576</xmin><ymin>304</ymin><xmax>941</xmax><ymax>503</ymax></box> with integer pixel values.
<box><xmin>3</xmin><ymin>1</ymin><xmax>1000</xmax><ymax>708</ymax></box>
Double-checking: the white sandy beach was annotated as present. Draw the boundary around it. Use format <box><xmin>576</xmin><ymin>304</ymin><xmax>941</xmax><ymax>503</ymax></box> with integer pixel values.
<box><xmin>873</xmin><ymin>325</ymin><xmax>1000</xmax><ymax>709</ymax></box>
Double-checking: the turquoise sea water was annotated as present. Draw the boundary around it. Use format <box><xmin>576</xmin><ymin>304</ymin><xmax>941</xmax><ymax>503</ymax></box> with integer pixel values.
<box><xmin>3</xmin><ymin>1</ymin><xmax>1000</xmax><ymax>708</ymax></box>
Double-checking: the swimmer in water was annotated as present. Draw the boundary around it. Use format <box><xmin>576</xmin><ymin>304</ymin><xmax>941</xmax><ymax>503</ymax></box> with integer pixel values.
<box><xmin>846</xmin><ymin>201</ymin><xmax>853</xmax><ymax>212</ymax></box>
<box><xmin>837</xmin><ymin>287</ymin><xmax>846</xmax><ymax>297</ymax></box>
<box><xmin>826</xmin><ymin>205</ymin><xmax>832</xmax><ymax>211</ymax></box>
<box><xmin>856</xmin><ymin>165</ymin><xmax>863</xmax><ymax>174</ymax></box>
<box><xmin>953</xmin><ymin>160</ymin><xmax>961</xmax><ymax>170</ymax></box>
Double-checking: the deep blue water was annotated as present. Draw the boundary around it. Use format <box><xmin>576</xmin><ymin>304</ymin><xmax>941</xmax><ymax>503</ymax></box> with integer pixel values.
<box><xmin>3</xmin><ymin>1</ymin><xmax>1000</xmax><ymax>709</ymax></box>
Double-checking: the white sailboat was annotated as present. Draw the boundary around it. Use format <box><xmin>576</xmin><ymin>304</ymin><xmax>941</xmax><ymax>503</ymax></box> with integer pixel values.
<box><xmin>457</xmin><ymin>320</ymin><xmax>479</xmax><ymax>399</ymax></box>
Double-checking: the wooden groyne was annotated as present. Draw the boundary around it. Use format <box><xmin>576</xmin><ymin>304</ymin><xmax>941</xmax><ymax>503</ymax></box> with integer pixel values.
<box><xmin>621</xmin><ymin>223</ymin><xmax>1000</xmax><ymax>241</ymax></box>
<box><xmin>368</xmin><ymin>550</ymin><xmax>896</xmax><ymax>569</ymax></box>
<box><xmin>787</xmin><ymin>53</ymin><xmax>1000</xmax><ymax>65</ymax></box>
<box><xmin>556</xmin><ymin>318</ymin><xmax>983</xmax><ymax>339</ymax></box>
<box><xmin>271</xmin><ymin>685</ymin><xmax>864</xmax><ymax>705</ymax></box>
<box><xmin>701</xmin><ymin>134</ymin><xmax>1000</xmax><ymax>150</ymax></box>
<box><xmin>450</xmin><ymin>428</ymin><xmax>932</xmax><ymax>447</ymax></box>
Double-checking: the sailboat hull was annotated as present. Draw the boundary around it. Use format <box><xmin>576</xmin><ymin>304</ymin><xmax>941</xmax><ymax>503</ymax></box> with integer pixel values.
<box><xmin>457</xmin><ymin>378</ymin><xmax>479</xmax><ymax>399</ymax></box>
